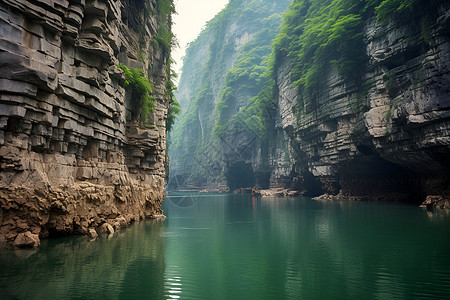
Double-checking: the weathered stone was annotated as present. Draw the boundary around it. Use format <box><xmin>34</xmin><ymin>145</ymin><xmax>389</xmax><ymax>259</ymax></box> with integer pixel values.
<box><xmin>420</xmin><ymin>195</ymin><xmax>450</xmax><ymax>209</ymax></box>
<box><xmin>273</xmin><ymin>3</ymin><xmax>450</xmax><ymax>203</ymax></box>
<box><xmin>88</xmin><ymin>228</ymin><xmax>98</xmax><ymax>239</ymax></box>
<box><xmin>0</xmin><ymin>104</ymin><xmax>27</xmax><ymax>118</ymax></box>
<box><xmin>0</xmin><ymin>0</ymin><xmax>172</xmax><ymax>246</ymax></box>
<box><xmin>255</xmin><ymin>188</ymin><xmax>303</xmax><ymax>198</ymax></box>
<box><xmin>13</xmin><ymin>231</ymin><xmax>40</xmax><ymax>248</ymax></box>
<box><xmin>98</xmin><ymin>223</ymin><xmax>114</xmax><ymax>236</ymax></box>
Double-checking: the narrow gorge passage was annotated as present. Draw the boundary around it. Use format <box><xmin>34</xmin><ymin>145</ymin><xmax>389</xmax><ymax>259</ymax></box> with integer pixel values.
<box><xmin>0</xmin><ymin>0</ymin><xmax>450</xmax><ymax>299</ymax></box>
<box><xmin>169</xmin><ymin>0</ymin><xmax>450</xmax><ymax>208</ymax></box>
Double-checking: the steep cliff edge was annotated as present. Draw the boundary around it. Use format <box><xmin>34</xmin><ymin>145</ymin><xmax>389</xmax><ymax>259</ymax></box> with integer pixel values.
<box><xmin>0</xmin><ymin>0</ymin><xmax>174</xmax><ymax>247</ymax></box>
<box><xmin>274</xmin><ymin>0</ymin><xmax>450</xmax><ymax>205</ymax></box>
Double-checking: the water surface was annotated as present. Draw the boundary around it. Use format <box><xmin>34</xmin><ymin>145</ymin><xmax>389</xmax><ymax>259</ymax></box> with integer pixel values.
<box><xmin>1</xmin><ymin>193</ymin><xmax>450</xmax><ymax>299</ymax></box>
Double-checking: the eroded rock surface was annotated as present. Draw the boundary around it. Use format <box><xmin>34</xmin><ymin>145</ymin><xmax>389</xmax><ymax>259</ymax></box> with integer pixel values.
<box><xmin>276</xmin><ymin>2</ymin><xmax>450</xmax><ymax>203</ymax></box>
<box><xmin>0</xmin><ymin>0</ymin><xmax>171</xmax><ymax>246</ymax></box>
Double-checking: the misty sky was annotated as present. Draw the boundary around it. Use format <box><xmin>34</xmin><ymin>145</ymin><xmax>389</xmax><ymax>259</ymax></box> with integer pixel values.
<box><xmin>172</xmin><ymin>0</ymin><xmax>229</xmax><ymax>79</ymax></box>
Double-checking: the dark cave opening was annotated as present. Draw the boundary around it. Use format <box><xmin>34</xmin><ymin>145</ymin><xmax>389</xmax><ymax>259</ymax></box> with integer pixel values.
<box><xmin>338</xmin><ymin>156</ymin><xmax>424</xmax><ymax>203</ymax></box>
<box><xmin>226</xmin><ymin>161</ymin><xmax>256</xmax><ymax>191</ymax></box>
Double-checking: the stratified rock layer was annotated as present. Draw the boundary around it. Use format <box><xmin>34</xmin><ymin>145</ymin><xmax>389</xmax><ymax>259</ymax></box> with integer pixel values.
<box><xmin>276</xmin><ymin>2</ymin><xmax>450</xmax><ymax>204</ymax></box>
<box><xmin>0</xmin><ymin>0</ymin><xmax>171</xmax><ymax>246</ymax></box>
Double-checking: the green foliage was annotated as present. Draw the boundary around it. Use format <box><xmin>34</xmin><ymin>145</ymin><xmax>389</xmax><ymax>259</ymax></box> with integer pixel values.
<box><xmin>145</xmin><ymin>0</ymin><xmax>175</xmax><ymax>57</ymax></box>
<box><xmin>137</xmin><ymin>45</ymin><xmax>145</xmax><ymax>64</ymax></box>
<box><xmin>155</xmin><ymin>0</ymin><xmax>175</xmax><ymax>53</ymax></box>
<box><xmin>131</xmin><ymin>0</ymin><xmax>178</xmax><ymax>133</ymax></box>
<box><xmin>272</xmin><ymin>0</ymin><xmax>368</xmax><ymax>111</ymax></box>
<box><xmin>235</xmin><ymin>80</ymin><xmax>278</xmax><ymax>138</ymax></box>
<box><xmin>165</xmin><ymin>57</ymin><xmax>180</xmax><ymax>132</ymax></box>
<box><xmin>155</xmin><ymin>23</ymin><xmax>173</xmax><ymax>53</ymax></box>
<box><xmin>374</xmin><ymin>0</ymin><xmax>420</xmax><ymax>23</ymax></box>
<box><xmin>212</xmin><ymin>8</ymin><xmax>286</xmax><ymax>138</ymax></box>
<box><xmin>165</xmin><ymin>58</ymin><xmax>177</xmax><ymax>97</ymax></box>
<box><xmin>156</xmin><ymin>0</ymin><xmax>175</xmax><ymax>16</ymax></box>
<box><xmin>152</xmin><ymin>39</ymin><xmax>159</xmax><ymax>52</ymax></box>
<box><xmin>117</xmin><ymin>64</ymin><xmax>155</xmax><ymax>123</ymax></box>
<box><xmin>166</xmin><ymin>98</ymin><xmax>180</xmax><ymax>132</ymax></box>
<box><xmin>145</xmin><ymin>0</ymin><xmax>175</xmax><ymax>18</ymax></box>
<box><xmin>269</xmin><ymin>0</ymin><xmax>434</xmax><ymax>122</ymax></box>
<box><xmin>363</xmin><ymin>0</ymin><xmax>435</xmax><ymax>23</ymax></box>
<box><xmin>213</xmin><ymin>87</ymin><xmax>234</xmax><ymax>137</ymax></box>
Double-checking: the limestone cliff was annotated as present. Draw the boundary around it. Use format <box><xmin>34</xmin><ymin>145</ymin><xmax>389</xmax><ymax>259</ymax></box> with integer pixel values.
<box><xmin>168</xmin><ymin>0</ymin><xmax>291</xmax><ymax>191</ymax></box>
<box><xmin>171</xmin><ymin>0</ymin><xmax>450</xmax><ymax>207</ymax></box>
<box><xmin>0</xmin><ymin>0</ymin><xmax>174</xmax><ymax>247</ymax></box>
<box><xmin>275</xmin><ymin>0</ymin><xmax>450</xmax><ymax>205</ymax></box>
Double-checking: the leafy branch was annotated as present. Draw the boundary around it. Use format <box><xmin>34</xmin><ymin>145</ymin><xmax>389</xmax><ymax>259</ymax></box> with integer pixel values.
<box><xmin>117</xmin><ymin>64</ymin><xmax>155</xmax><ymax>124</ymax></box>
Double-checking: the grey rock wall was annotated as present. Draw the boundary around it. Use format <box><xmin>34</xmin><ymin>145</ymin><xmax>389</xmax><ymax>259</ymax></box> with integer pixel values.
<box><xmin>276</xmin><ymin>2</ymin><xmax>450</xmax><ymax>203</ymax></box>
<box><xmin>0</xmin><ymin>0</ymin><xmax>171</xmax><ymax>246</ymax></box>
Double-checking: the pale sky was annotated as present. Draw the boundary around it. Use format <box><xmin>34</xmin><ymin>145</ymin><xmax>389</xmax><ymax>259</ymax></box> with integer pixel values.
<box><xmin>172</xmin><ymin>0</ymin><xmax>229</xmax><ymax>79</ymax></box>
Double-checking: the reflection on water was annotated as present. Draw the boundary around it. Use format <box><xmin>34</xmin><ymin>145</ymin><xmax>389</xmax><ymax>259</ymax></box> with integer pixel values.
<box><xmin>1</xmin><ymin>193</ymin><xmax>450</xmax><ymax>299</ymax></box>
<box><xmin>0</xmin><ymin>221</ymin><xmax>165</xmax><ymax>299</ymax></box>
<box><xmin>164</xmin><ymin>193</ymin><xmax>450</xmax><ymax>299</ymax></box>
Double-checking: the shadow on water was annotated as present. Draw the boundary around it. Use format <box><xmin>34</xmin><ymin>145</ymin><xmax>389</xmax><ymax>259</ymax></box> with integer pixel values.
<box><xmin>0</xmin><ymin>221</ymin><xmax>165</xmax><ymax>300</ymax></box>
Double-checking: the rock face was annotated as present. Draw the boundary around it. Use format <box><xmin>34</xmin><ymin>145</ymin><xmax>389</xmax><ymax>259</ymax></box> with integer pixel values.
<box><xmin>0</xmin><ymin>0</ymin><xmax>172</xmax><ymax>246</ymax></box>
<box><xmin>172</xmin><ymin>0</ymin><xmax>450</xmax><ymax>205</ymax></box>
<box><xmin>13</xmin><ymin>231</ymin><xmax>40</xmax><ymax>248</ymax></box>
<box><xmin>276</xmin><ymin>2</ymin><xmax>450</xmax><ymax>203</ymax></box>
<box><xmin>168</xmin><ymin>0</ymin><xmax>291</xmax><ymax>191</ymax></box>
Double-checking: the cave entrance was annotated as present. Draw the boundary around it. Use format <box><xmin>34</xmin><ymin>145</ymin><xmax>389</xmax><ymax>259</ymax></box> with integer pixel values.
<box><xmin>338</xmin><ymin>155</ymin><xmax>423</xmax><ymax>203</ymax></box>
<box><xmin>226</xmin><ymin>161</ymin><xmax>255</xmax><ymax>191</ymax></box>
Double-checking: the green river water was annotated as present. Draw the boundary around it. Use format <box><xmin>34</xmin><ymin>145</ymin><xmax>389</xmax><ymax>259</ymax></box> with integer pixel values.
<box><xmin>1</xmin><ymin>193</ymin><xmax>450</xmax><ymax>299</ymax></box>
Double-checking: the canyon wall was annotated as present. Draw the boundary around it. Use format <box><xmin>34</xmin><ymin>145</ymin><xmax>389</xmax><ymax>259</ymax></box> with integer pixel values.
<box><xmin>168</xmin><ymin>0</ymin><xmax>291</xmax><ymax>191</ymax></box>
<box><xmin>0</xmin><ymin>0</ymin><xmax>173</xmax><ymax>247</ymax></box>
<box><xmin>276</xmin><ymin>1</ymin><xmax>450</xmax><ymax>204</ymax></box>
<box><xmin>171</xmin><ymin>0</ymin><xmax>450</xmax><ymax>206</ymax></box>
